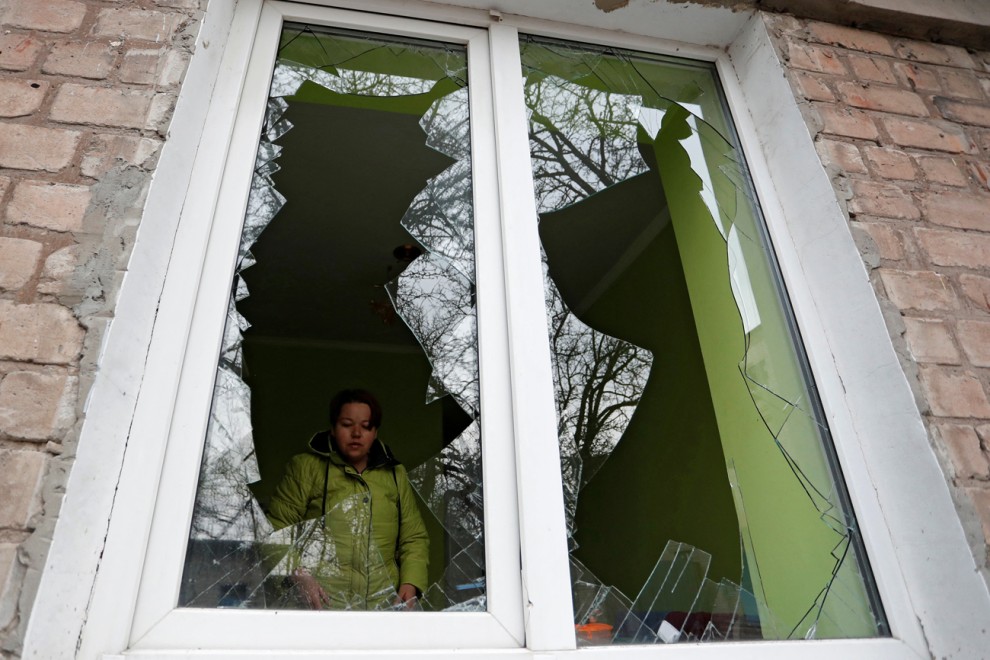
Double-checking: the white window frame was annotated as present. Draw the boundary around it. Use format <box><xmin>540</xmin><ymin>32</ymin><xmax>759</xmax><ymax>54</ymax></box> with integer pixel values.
<box><xmin>123</xmin><ymin>1</ymin><xmax>530</xmax><ymax>653</ymax></box>
<box><xmin>23</xmin><ymin>0</ymin><xmax>990</xmax><ymax>659</ymax></box>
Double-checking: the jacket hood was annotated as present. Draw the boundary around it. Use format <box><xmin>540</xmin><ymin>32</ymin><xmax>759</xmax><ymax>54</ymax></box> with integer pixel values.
<box><xmin>308</xmin><ymin>430</ymin><xmax>400</xmax><ymax>470</ymax></box>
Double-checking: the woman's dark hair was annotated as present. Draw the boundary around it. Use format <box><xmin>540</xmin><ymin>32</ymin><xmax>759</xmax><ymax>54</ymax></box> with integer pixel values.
<box><xmin>329</xmin><ymin>389</ymin><xmax>382</xmax><ymax>428</ymax></box>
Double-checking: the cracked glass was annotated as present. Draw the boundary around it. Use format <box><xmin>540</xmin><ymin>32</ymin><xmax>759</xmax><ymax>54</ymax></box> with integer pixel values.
<box><xmin>180</xmin><ymin>23</ymin><xmax>486</xmax><ymax>612</ymax></box>
<box><xmin>519</xmin><ymin>36</ymin><xmax>887</xmax><ymax>645</ymax></box>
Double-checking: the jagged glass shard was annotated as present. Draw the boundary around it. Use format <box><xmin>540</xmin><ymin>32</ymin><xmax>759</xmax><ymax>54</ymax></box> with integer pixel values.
<box><xmin>400</xmin><ymin>159</ymin><xmax>475</xmax><ymax>281</ymax></box>
<box><xmin>527</xmin><ymin>75</ymin><xmax>648</xmax><ymax>214</ymax></box>
<box><xmin>407</xmin><ymin>421</ymin><xmax>483</xmax><ymax>554</ymax></box>
<box><xmin>387</xmin><ymin>255</ymin><xmax>480</xmax><ymax>414</ymax></box>
<box><xmin>421</xmin><ymin>87</ymin><xmax>470</xmax><ymax>161</ymax></box>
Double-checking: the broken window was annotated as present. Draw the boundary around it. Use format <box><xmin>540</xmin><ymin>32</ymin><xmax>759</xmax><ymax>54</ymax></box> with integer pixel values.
<box><xmin>174</xmin><ymin>13</ymin><xmax>888</xmax><ymax>645</ymax></box>
<box><xmin>179</xmin><ymin>23</ymin><xmax>486</xmax><ymax>612</ymax></box>
<box><xmin>518</xmin><ymin>36</ymin><xmax>888</xmax><ymax>645</ymax></box>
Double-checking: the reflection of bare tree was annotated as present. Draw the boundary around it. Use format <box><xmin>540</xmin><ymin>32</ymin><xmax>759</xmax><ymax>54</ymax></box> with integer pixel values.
<box><xmin>387</xmin><ymin>256</ymin><xmax>479</xmax><ymax>414</ymax></box>
<box><xmin>523</xmin><ymin>74</ymin><xmax>655</xmax><ymax>533</ymax></box>
<box><xmin>526</xmin><ymin>76</ymin><xmax>647</xmax><ymax>213</ymax></box>
<box><xmin>271</xmin><ymin>61</ymin><xmax>438</xmax><ymax>98</ymax></box>
<box><xmin>546</xmin><ymin>274</ymin><xmax>651</xmax><ymax>466</ymax></box>
<box><xmin>543</xmin><ymin>268</ymin><xmax>652</xmax><ymax>530</ymax></box>
<box><xmin>400</xmin><ymin>160</ymin><xmax>474</xmax><ymax>280</ymax></box>
<box><xmin>408</xmin><ymin>421</ymin><xmax>483</xmax><ymax>553</ymax></box>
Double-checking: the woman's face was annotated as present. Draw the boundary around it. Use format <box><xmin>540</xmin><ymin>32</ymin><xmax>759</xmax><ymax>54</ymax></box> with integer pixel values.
<box><xmin>332</xmin><ymin>402</ymin><xmax>378</xmax><ymax>470</ymax></box>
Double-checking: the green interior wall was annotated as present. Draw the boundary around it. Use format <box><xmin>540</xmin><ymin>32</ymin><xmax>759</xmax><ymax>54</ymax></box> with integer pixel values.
<box><xmin>563</xmin><ymin>221</ymin><xmax>742</xmax><ymax>595</ymax></box>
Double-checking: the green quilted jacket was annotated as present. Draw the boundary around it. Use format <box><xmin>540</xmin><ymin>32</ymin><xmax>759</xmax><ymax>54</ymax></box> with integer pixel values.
<box><xmin>267</xmin><ymin>431</ymin><xmax>429</xmax><ymax>609</ymax></box>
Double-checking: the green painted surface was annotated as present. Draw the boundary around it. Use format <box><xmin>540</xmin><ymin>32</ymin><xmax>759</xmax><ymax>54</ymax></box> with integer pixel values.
<box><xmin>652</xmin><ymin>106</ymin><xmax>875</xmax><ymax>637</ymax></box>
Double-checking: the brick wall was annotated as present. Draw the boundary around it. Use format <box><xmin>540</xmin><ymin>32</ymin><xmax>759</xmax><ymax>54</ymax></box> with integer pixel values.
<box><xmin>766</xmin><ymin>15</ymin><xmax>990</xmax><ymax>581</ymax></box>
<box><xmin>0</xmin><ymin>0</ymin><xmax>988</xmax><ymax>657</ymax></box>
<box><xmin>0</xmin><ymin>1</ymin><xmax>203</xmax><ymax>656</ymax></box>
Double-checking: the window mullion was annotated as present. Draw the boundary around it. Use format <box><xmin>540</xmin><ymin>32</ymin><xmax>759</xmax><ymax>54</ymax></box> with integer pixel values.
<box><xmin>487</xmin><ymin>22</ymin><xmax>576</xmax><ymax>652</ymax></box>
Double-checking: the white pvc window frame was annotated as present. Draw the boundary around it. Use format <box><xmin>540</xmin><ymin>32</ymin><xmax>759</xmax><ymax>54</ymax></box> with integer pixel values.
<box><xmin>23</xmin><ymin>1</ymin><xmax>990</xmax><ymax>659</ymax></box>
<box><xmin>122</xmin><ymin>1</ymin><xmax>530</xmax><ymax>652</ymax></box>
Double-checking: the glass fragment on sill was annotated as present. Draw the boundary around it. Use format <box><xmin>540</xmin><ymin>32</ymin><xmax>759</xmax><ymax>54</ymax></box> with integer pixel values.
<box><xmin>520</xmin><ymin>36</ymin><xmax>886</xmax><ymax>645</ymax></box>
<box><xmin>184</xmin><ymin>506</ymin><xmax>415</xmax><ymax>611</ymax></box>
<box><xmin>181</xmin><ymin>25</ymin><xmax>485</xmax><ymax>613</ymax></box>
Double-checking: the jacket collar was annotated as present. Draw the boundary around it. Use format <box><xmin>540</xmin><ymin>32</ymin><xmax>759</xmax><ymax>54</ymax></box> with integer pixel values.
<box><xmin>307</xmin><ymin>430</ymin><xmax>399</xmax><ymax>470</ymax></box>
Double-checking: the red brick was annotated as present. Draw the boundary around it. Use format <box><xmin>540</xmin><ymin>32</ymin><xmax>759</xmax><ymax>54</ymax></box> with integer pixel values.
<box><xmin>933</xmin><ymin>97</ymin><xmax>990</xmax><ymax>128</ymax></box>
<box><xmin>92</xmin><ymin>8</ymin><xmax>183</xmax><ymax>43</ymax></box>
<box><xmin>37</xmin><ymin>245</ymin><xmax>78</xmax><ymax>297</ymax></box>
<box><xmin>957</xmin><ymin>320</ymin><xmax>990</xmax><ymax>367</ymax></box>
<box><xmin>919</xmin><ymin>366</ymin><xmax>990</xmax><ymax>417</ymax></box>
<box><xmin>0</xmin><ymin>449</ymin><xmax>46</xmax><ymax>525</ymax></box>
<box><xmin>0</xmin><ymin>124</ymin><xmax>81</xmax><ymax>172</ymax></box>
<box><xmin>852</xmin><ymin>221</ymin><xmax>905</xmax><ymax>260</ymax></box>
<box><xmin>894</xmin><ymin>62</ymin><xmax>941</xmax><ymax>92</ymax></box>
<box><xmin>972</xmin><ymin>162</ymin><xmax>990</xmax><ymax>192</ymax></box>
<box><xmin>920</xmin><ymin>192</ymin><xmax>990</xmax><ymax>232</ymax></box>
<box><xmin>119</xmin><ymin>47</ymin><xmax>164</xmax><ymax>85</ymax></box>
<box><xmin>80</xmin><ymin>134</ymin><xmax>161</xmax><ymax>178</ymax></box>
<box><xmin>145</xmin><ymin>93</ymin><xmax>176</xmax><ymax>133</ymax></box>
<box><xmin>919</xmin><ymin>156</ymin><xmax>969</xmax><ymax>187</ymax></box>
<box><xmin>0</xmin><ymin>371</ymin><xmax>76</xmax><ymax>440</ymax></box>
<box><xmin>0</xmin><ymin>543</ymin><xmax>18</xmax><ymax>615</ymax></box>
<box><xmin>848</xmin><ymin>180</ymin><xmax>919</xmax><ymax>219</ymax></box>
<box><xmin>904</xmin><ymin>317</ymin><xmax>960</xmax><ymax>364</ymax></box>
<box><xmin>895</xmin><ymin>40</ymin><xmax>977</xmax><ymax>69</ymax></box>
<box><xmin>0</xmin><ymin>0</ymin><xmax>86</xmax><ymax>34</ymax></box>
<box><xmin>0</xmin><ymin>79</ymin><xmax>49</xmax><ymax>118</ymax></box>
<box><xmin>0</xmin><ymin>35</ymin><xmax>43</xmax><ymax>72</ymax></box>
<box><xmin>5</xmin><ymin>181</ymin><xmax>91</xmax><ymax>232</ymax></box>
<box><xmin>863</xmin><ymin>145</ymin><xmax>917</xmax><ymax>180</ymax></box>
<box><xmin>817</xmin><ymin>104</ymin><xmax>879</xmax><ymax>140</ymax></box>
<box><xmin>43</xmin><ymin>40</ymin><xmax>116</xmax><ymax>80</ymax></box>
<box><xmin>0</xmin><ymin>237</ymin><xmax>42</xmax><ymax>291</ymax></box>
<box><xmin>960</xmin><ymin>274</ymin><xmax>990</xmax><ymax>311</ymax></box>
<box><xmin>938</xmin><ymin>69</ymin><xmax>984</xmax><ymax>101</ymax></box>
<box><xmin>916</xmin><ymin>228</ymin><xmax>990</xmax><ymax>268</ymax></box>
<box><xmin>0</xmin><ymin>301</ymin><xmax>83</xmax><ymax>364</ymax></box>
<box><xmin>936</xmin><ymin>423</ymin><xmax>990</xmax><ymax>479</ymax></box>
<box><xmin>158</xmin><ymin>49</ymin><xmax>189</xmax><ymax>87</ymax></box>
<box><xmin>879</xmin><ymin>268</ymin><xmax>957</xmax><ymax>310</ymax></box>
<box><xmin>785</xmin><ymin>42</ymin><xmax>847</xmax><ymax>75</ymax></box>
<box><xmin>50</xmin><ymin>84</ymin><xmax>154</xmax><ymax>129</ymax></box>
<box><xmin>154</xmin><ymin>0</ymin><xmax>201</xmax><ymax>8</ymax></box>
<box><xmin>806</xmin><ymin>22</ymin><xmax>895</xmax><ymax>56</ymax></box>
<box><xmin>883</xmin><ymin>117</ymin><xmax>975</xmax><ymax>153</ymax></box>
<box><xmin>792</xmin><ymin>71</ymin><xmax>834</xmax><ymax>102</ymax></box>
<box><xmin>817</xmin><ymin>139</ymin><xmax>866</xmax><ymax>173</ymax></box>
<box><xmin>964</xmin><ymin>487</ymin><xmax>990</xmax><ymax>544</ymax></box>
<box><xmin>837</xmin><ymin>81</ymin><xmax>928</xmax><ymax>117</ymax></box>
<box><xmin>847</xmin><ymin>55</ymin><xmax>897</xmax><ymax>84</ymax></box>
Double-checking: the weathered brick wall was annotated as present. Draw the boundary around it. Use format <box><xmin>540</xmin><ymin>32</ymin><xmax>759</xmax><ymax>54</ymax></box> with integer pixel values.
<box><xmin>0</xmin><ymin>1</ymin><xmax>203</xmax><ymax>656</ymax></box>
<box><xmin>0</xmin><ymin>0</ymin><xmax>987</xmax><ymax>657</ymax></box>
<box><xmin>765</xmin><ymin>15</ymin><xmax>990</xmax><ymax>582</ymax></box>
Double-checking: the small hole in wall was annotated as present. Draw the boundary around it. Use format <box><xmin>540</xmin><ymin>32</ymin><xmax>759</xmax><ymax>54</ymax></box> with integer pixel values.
<box><xmin>30</xmin><ymin>82</ymin><xmax>40</xmax><ymax>88</ymax></box>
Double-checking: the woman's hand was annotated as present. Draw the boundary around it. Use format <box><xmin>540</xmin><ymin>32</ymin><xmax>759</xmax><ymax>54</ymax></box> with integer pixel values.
<box><xmin>395</xmin><ymin>583</ymin><xmax>418</xmax><ymax>609</ymax></box>
<box><xmin>292</xmin><ymin>568</ymin><xmax>331</xmax><ymax>609</ymax></box>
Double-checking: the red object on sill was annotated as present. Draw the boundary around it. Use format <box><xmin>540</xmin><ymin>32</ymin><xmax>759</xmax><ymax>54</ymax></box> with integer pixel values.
<box><xmin>576</xmin><ymin>621</ymin><xmax>614</xmax><ymax>644</ymax></box>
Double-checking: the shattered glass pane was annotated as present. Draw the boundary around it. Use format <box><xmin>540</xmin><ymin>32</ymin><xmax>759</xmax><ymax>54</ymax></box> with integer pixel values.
<box><xmin>181</xmin><ymin>23</ymin><xmax>486</xmax><ymax>613</ymax></box>
<box><xmin>519</xmin><ymin>36</ymin><xmax>887</xmax><ymax>645</ymax></box>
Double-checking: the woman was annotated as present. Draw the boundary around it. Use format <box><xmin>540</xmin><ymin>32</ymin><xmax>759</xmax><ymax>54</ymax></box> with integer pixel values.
<box><xmin>267</xmin><ymin>389</ymin><xmax>429</xmax><ymax>610</ymax></box>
